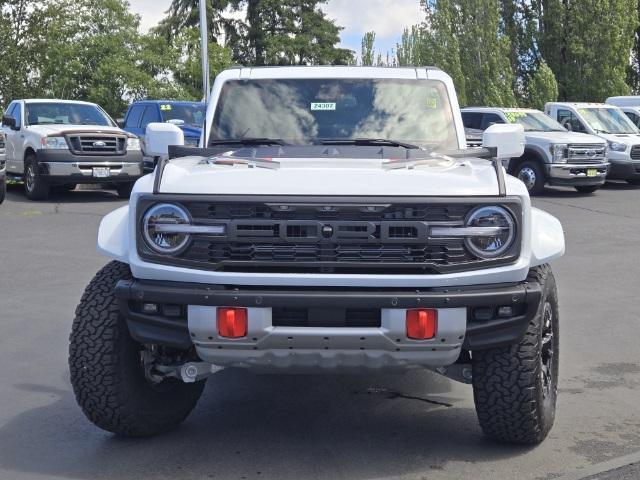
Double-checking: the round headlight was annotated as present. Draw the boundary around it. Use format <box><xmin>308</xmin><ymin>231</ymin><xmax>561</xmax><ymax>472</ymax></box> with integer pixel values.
<box><xmin>465</xmin><ymin>206</ymin><xmax>516</xmax><ymax>259</ymax></box>
<box><xmin>142</xmin><ymin>203</ymin><xmax>191</xmax><ymax>254</ymax></box>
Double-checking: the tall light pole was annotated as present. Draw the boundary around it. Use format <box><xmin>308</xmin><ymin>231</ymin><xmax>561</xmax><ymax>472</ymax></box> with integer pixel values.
<box><xmin>199</xmin><ymin>0</ymin><xmax>210</xmax><ymax>103</ymax></box>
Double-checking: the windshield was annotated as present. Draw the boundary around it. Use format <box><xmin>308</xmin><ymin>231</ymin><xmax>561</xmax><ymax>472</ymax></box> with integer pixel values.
<box><xmin>25</xmin><ymin>102</ymin><xmax>114</xmax><ymax>127</ymax></box>
<box><xmin>161</xmin><ymin>103</ymin><xmax>205</xmax><ymax>128</ymax></box>
<box><xmin>210</xmin><ymin>78</ymin><xmax>459</xmax><ymax>150</ymax></box>
<box><xmin>503</xmin><ymin>110</ymin><xmax>566</xmax><ymax>132</ymax></box>
<box><xmin>578</xmin><ymin>107</ymin><xmax>639</xmax><ymax>134</ymax></box>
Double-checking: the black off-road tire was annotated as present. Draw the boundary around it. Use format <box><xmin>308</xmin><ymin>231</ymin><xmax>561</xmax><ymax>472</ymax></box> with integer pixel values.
<box><xmin>116</xmin><ymin>182</ymin><xmax>134</xmax><ymax>199</ymax></box>
<box><xmin>471</xmin><ymin>265</ymin><xmax>559</xmax><ymax>444</ymax></box>
<box><xmin>574</xmin><ymin>185</ymin><xmax>599</xmax><ymax>194</ymax></box>
<box><xmin>69</xmin><ymin>261</ymin><xmax>205</xmax><ymax>437</ymax></box>
<box><xmin>24</xmin><ymin>153</ymin><xmax>50</xmax><ymax>200</ymax></box>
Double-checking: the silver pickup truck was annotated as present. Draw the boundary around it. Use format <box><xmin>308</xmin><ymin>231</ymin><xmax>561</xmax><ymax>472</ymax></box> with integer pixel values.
<box><xmin>462</xmin><ymin>107</ymin><xmax>608</xmax><ymax>194</ymax></box>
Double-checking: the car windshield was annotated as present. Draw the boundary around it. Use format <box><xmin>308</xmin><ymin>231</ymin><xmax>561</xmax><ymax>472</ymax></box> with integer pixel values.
<box><xmin>578</xmin><ymin>107</ymin><xmax>639</xmax><ymax>134</ymax></box>
<box><xmin>503</xmin><ymin>110</ymin><xmax>566</xmax><ymax>132</ymax></box>
<box><xmin>25</xmin><ymin>102</ymin><xmax>114</xmax><ymax>127</ymax></box>
<box><xmin>210</xmin><ymin>78</ymin><xmax>459</xmax><ymax>150</ymax></box>
<box><xmin>160</xmin><ymin>103</ymin><xmax>205</xmax><ymax>128</ymax></box>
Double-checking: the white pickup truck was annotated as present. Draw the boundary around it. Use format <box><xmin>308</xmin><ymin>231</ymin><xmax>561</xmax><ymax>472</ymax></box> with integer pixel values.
<box><xmin>545</xmin><ymin>102</ymin><xmax>640</xmax><ymax>185</ymax></box>
<box><xmin>605</xmin><ymin>96</ymin><xmax>640</xmax><ymax>128</ymax></box>
<box><xmin>69</xmin><ymin>66</ymin><xmax>565</xmax><ymax>445</ymax></box>
<box><xmin>1</xmin><ymin>99</ymin><xmax>144</xmax><ymax>200</ymax></box>
<box><xmin>462</xmin><ymin>107</ymin><xmax>608</xmax><ymax>194</ymax></box>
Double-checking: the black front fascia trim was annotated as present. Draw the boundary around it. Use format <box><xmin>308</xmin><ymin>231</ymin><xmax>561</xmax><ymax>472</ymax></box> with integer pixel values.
<box><xmin>115</xmin><ymin>279</ymin><xmax>542</xmax><ymax>351</ymax></box>
<box><xmin>36</xmin><ymin>149</ymin><xmax>143</xmax><ymax>163</ymax></box>
<box><xmin>135</xmin><ymin>195</ymin><xmax>523</xmax><ymax>274</ymax></box>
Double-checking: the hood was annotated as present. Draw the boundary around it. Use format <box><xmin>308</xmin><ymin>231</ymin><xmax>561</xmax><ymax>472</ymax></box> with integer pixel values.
<box><xmin>178</xmin><ymin>124</ymin><xmax>202</xmax><ymax>139</ymax></box>
<box><xmin>26</xmin><ymin>124</ymin><xmax>127</xmax><ymax>136</ymax></box>
<box><xmin>594</xmin><ymin>132</ymin><xmax>640</xmax><ymax>145</ymax></box>
<box><xmin>158</xmin><ymin>155</ymin><xmax>501</xmax><ymax>196</ymax></box>
<box><xmin>524</xmin><ymin>130</ymin><xmax>605</xmax><ymax>144</ymax></box>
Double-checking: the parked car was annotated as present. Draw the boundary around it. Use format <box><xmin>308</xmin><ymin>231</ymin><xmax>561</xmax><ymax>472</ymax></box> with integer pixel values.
<box><xmin>1</xmin><ymin>99</ymin><xmax>144</xmax><ymax>200</ymax></box>
<box><xmin>70</xmin><ymin>66</ymin><xmax>565</xmax><ymax>445</ymax></box>
<box><xmin>121</xmin><ymin>100</ymin><xmax>205</xmax><ymax>171</ymax></box>
<box><xmin>462</xmin><ymin>107</ymin><xmax>608</xmax><ymax>194</ymax></box>
<box><xmin>605</xmin><ymin>96</ymin><xmax>640</xmax><ymax>128</ymax></box>
<box><xmin>0</xmin><ymin>130</ymin><xmax>5</xmax><ymax>204</ymax></box>
<box><xmin>545</xmin><ymin>102</ymin><xmax>640</xmax><ymax>185</ymax></box>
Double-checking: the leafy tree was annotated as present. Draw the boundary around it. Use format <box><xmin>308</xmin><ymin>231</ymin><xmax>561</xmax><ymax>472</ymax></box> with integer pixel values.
<box><xmin>527</xmin><ymin>60</ymin><xmax>558</xmax><ymax>109</ymax></box>
<box><xmin>361</xmin><ymin>31</ymin><xmax>375</xmax><ymax>66</ymax></box>
<box><xmin>539</xmin><ymin>0</ymin><xmax>637</xmax><ymax>101</ymax></box>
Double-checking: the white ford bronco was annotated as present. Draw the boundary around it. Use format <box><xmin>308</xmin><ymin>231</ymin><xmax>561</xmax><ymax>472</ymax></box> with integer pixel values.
<box><xmin>462</xmin><ymin>107</ymin><xmax>608</xmax><ymax>194</ymax></box>
<box><xmin>1</xmin><ymin>99</ymin><xmax>144</xmax><ymax>200</ymax></box>
<box><xmin>545</xmin><ymin>102</ymin><xmax>640</xmax><ymax>185</ymax></box>
<box><xmin>69</xmin><ymin>66</ymin><xmax>565</xmax><ymax>444</ymax></box>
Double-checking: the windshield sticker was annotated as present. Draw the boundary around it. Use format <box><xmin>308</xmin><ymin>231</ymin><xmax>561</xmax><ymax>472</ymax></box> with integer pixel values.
<box><xmin>425</xmin><ymin>97</ymin><xmax>438</xmax><ymax>109</ymax></box>
<box><xmin>311</xmin><ymin>102</ymin><xmax>336</xmax><ymax>111</ymax></box>
<box><xmin>160</xmin><ymin>104</ymin><xmax>172</xmax><ymax>111</ymax></box>
<box><xmin>504</xmin><ymin>111</ymin><xmax>527</xmax><ymax>123</ymax></box>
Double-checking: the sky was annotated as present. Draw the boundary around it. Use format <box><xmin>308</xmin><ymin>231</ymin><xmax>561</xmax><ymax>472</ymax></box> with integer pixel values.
<box><xmin>129</xmin><ymin>0</ymin><xmax>424</xmax><ymax>59</ymax></box>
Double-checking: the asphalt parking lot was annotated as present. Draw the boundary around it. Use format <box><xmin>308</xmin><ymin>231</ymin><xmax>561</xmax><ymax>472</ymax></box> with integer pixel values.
<box><xmin>1</xmin><ymin>181</ymin><xmax>639</xmax><ymax>480</ymax></box>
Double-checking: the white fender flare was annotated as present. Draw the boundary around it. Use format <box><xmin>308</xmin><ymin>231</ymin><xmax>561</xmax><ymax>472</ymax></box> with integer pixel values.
<box><xmin>97</xmin><ymin>206</ymin><xmax>130</xmax><ymax>263</ymax></box>
<box><xmin>529</xmin><ymin>207</ymin><xmax>565</xmax><ymax>267</ymax></box>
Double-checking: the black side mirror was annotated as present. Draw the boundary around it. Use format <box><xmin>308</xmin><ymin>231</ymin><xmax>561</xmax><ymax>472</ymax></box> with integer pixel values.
<box><xmin>116</xmin><ymin>118</ymin><xmax>125</xmax><ymax>129</ymax></box>
<box><xmin>2</xmin><ymin>115</ymin><xmax>17</xmax><ymax>129</ymax></box>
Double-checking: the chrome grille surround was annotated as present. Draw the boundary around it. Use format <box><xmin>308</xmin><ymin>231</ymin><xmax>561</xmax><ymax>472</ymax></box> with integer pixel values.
<box><xmin>567</xmin><ymin>143</ymin><xmax>607</xmax><ymax>164</ymax></box>
<box><xmin>66</xmin><ymin>134</ymin><xmax>127</xmax><ymax>156</ymax></box>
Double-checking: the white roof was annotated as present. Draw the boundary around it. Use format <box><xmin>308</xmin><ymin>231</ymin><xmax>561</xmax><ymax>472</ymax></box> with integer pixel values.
<box><xmin>546</xmin><ymin>102</ymin><xmax>613</xmax><ymax>109</ymax></box>
<box><xmin>230</xmin><ymin>65</ymin><xmax>442</xmax><ymax>80</ymax></box>
<box><xmin>21</xmin><ymin>99</ymin><xmax>98</xmax><ymax>106</ymax></box>
<box><xmin>461</xmin><ymin>106</ymin><xmax>541</xmax><ymax>114</ymax></box>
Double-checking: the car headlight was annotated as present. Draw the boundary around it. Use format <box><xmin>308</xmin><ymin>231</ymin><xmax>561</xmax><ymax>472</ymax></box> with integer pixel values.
<box><xmin>41</xmin><ymin>136</ymin><xmax>69</xmax><ymax>149</ymax></box>
<box><xmin>184</xmin><ymin>136</ymin><xmax>200</xmax><ymax>147</ymax></box>
<box><xmin>608</xmin><ymin>141</ymin><xmax>627</xmax><ymax>152</ymax></box>
<box><xmin>549</xmin><ymin>143</ymin><xmax>568</xmax><ymax>163</ymax></box>
<box><xmin>142</xmin><ymin>203</ymin><xmax>191</xmax><ymax>254</ymax></box>
<box><xmin>464</xmin><ymin>206</ymin><xmax>516</xmax><ymax>259</ymax></box>
<box><xmin>127</xmin><ymin>137</ymin><xmax>141</xmax><ymax>150</ymax></box>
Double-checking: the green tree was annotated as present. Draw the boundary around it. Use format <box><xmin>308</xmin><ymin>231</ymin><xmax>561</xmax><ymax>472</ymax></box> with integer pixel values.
<box><xmin>160</xmin><ymin>0</ymin><xmax>353</xmax><ymax>66</ymax></box>
<box><xmin>539</xmin><ymin>0</ymin><xmax>637</xmax><ymax>101</ymax></box>
<box><xmin>361</xmin><ymin>31</ymin><xmax>375</xmax><ymax>66</ymax></box>
<box><xmin>527</xmin><ymin>60</ymin><xmax>558</xmax><ymax>109</ymax></box>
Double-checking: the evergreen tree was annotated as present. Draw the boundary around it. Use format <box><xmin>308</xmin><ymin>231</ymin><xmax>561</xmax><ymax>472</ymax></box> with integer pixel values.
<box><xmin>159</xmin><ymin>0</ymin><xmax>353</xmax><ymax>66</ymax></box>
<box><xmin>361</xmin><ymin>31</ymin><xmax>375</xmax><ymax>66</ymax></box>
<box><xmin>527</xmin><ymin>60</ymin><xmax>558</xmax><ymax>109</ymax></box>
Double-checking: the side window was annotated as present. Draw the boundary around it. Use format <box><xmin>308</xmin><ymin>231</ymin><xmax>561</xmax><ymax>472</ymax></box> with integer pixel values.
<box><xmin>625</xmin><ymin>111</ymin><xmax>640</xmax><ymax>127</ymax></box>
<box><xmin>461</xmin><ymin>112</ymin><xmax>482</xmax><ymax>129</ymax></box>
<box><xmin>125</xmin><ymin>105</ymin><xmax>145</xmax><ymax>129</ymax></box>
<box><xmin>480</xmin><ymin>113</ymin><xmax>504</xmax><ymax>130</ymax></box>
<box><xmin>13</xmin><ymin>102</ymin><xmax>22</xmax><ymax>127</ymax></box>
<box><xmin>140</xmin><ymin>105</ymin><xmax>161</xmax><ymax>130</ymax></box>
<box><xmin>557</xmin><ymin>109</ymin><xmax>585</xmax><ymax>132</ymax></box>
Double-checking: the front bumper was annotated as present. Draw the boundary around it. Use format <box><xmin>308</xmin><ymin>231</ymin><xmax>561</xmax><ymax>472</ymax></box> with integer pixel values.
<box><xmin>547</xmin><ymin>162</ymin><xmax>608</xmax><ymax>186</ymax></box>
<box><xmin>607</xmin><ymin>160</ymin><xmax>640</xmax><ymax>180</ymax></box>
<box><xmin>115</xmin><ymin>278</ymin><xmax>543</xmax><ymax>370</ymax></box>
<box><xmin>36</xmin><ymin>149</ymin><xmax>143</xmax><ymax>184</ymax></box>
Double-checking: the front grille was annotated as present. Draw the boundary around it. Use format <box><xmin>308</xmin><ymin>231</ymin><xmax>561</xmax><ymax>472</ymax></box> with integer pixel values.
<box><xmin>67</xmin><ymin>134</ymin><xmax>127</xmax><ymax>156</ymax></box>
<box><xmin>137</xmin><ymin>197</ymin><xmax>522</xmax><ymax>274</ymax></box>
<box><xmin>272</xmin><ymin>307</ymin><xmax>381</xmax><ymax>327</ymax></box>
<box><xmin>631</xmin><ymin>145</ymin><xmax>640</xmax><ymax>160</ymax></box>
<box><xmin>567</xmin><ymin>144</ymin><xmax>607</xmax><ymax>164</ymax></box>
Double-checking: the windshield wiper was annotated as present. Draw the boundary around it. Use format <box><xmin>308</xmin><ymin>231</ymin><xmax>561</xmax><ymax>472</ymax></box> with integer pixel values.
<box><xmin>319</xmin><ymin>138</ymin><xmax>421</xmax><ymax>149</ymax></box>
<box><xmin>208</xmin><ymin>138</ymin><xmax>287</xmax><ymax>146</ymax></box>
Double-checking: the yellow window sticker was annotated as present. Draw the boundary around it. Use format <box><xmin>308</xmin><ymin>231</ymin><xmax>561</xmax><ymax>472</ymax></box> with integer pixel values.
<box><xmin>426</xmin><ymin>97</ymin><xmax>438</xmax><ymax>109</ymax></box>
<box><xmin>504</xmin><ymin>111</ymin><xmax>527</xmax><ymax>123</ymax></box>
<box><xmin>160</xmin><ymin>104</ymin><xmax>172</xmax><ymax>111</ymax></box>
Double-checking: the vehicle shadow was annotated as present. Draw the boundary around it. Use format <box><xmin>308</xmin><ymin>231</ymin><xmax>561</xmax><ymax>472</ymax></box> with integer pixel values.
<box><xmin>5</xmin><ymin>183</ymin><xmax>124</xmax><ymax>204</ymax></box>
<box><xmin>0</xmin><ymin>369</ymin><xmax>534</xmax><ymax>480</ymax></box>
<box><xmin>533</xmin><ymin>181</ymin><xmax>639</xmax><ymax>199</ymax></box>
